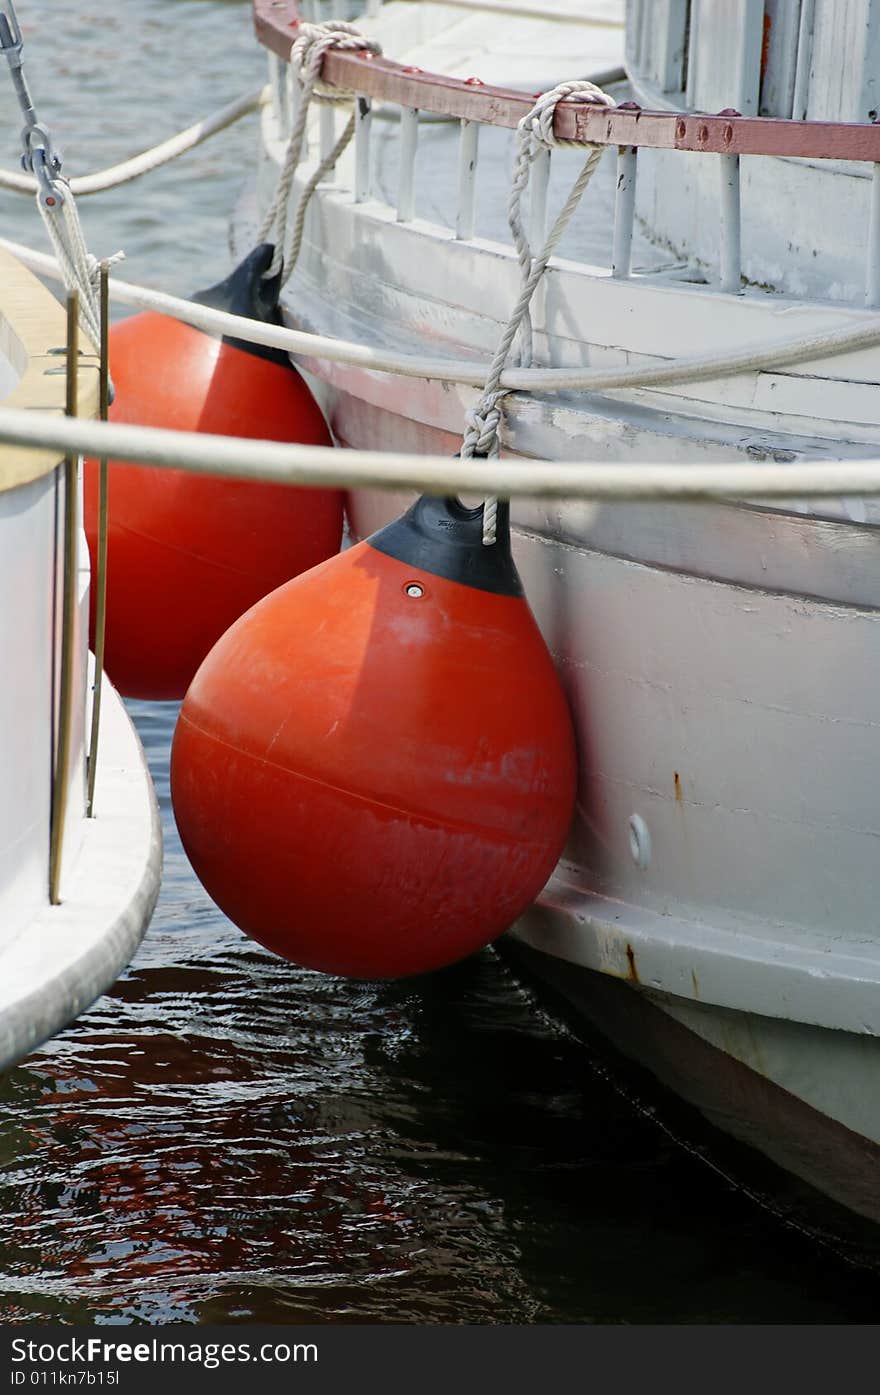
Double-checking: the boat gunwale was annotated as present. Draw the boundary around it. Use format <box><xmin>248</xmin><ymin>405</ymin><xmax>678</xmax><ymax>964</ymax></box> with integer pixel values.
<box><xmin>253</xmin><ymin>0</ymin><xmax>880</xmax><ymax>163</ymax></box>
<box><xmin>0</xmin><ymin>248</ymin><xmax>99</xmax><ymax>493</ymax></box>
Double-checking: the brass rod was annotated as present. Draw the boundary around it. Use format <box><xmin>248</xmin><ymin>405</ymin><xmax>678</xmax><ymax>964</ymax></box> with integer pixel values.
<box><xmin>48</xmin><ymin>292</ymin><xmax>79</xmax><ymax>904</ymax></box>
<box><xmin>86</xmin><ymin>263</ymin><xmax>110</xmax><ymax>818</ymax></box>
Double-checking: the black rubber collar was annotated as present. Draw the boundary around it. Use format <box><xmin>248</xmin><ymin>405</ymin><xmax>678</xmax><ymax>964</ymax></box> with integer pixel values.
<box><xmin>368</xmin><ymin>495</ymin><xmax>523</xmax><ymax>597</ymax></box>
<box><xmin>191</xmin><ymin>244</ymin><xmax>290</xmax><ymax>368</ymax></box>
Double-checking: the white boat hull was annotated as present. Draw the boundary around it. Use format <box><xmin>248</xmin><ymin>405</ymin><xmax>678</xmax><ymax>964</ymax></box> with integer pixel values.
<box><xmin>0</xmin><ymin>249</ymin><xmax>161</xmax><ymax>1071</ymax></box>
<box><xmin>237</xmin><ymin>0</ymin><xmax>880</xmax><ymax>1227</ymax></box>
<box><xmin>342</xmin><ymin>480</ymin><xmax>880</xmax><ymax>1228</ymax></box>
<box><xmin>0</xmin><ymin>670</ymin><xmax>162</xmax><ymax>1072</ymax></box>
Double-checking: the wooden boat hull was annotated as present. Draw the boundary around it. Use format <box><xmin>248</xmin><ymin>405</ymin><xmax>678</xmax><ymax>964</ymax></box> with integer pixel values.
<box><xmin>237</xmin><ymin>0</ymin><xmax>880</xmax><ymax>1223</ymax></box>
<box><xmin>348</xmin><ymin>474</ymin><xmax>880</xmax><ymax>1232</ymax></box>
<box><xmin>330</xmin><ymin>453</ymin><xmax>880</xmax><ymax>1232</ymax></box>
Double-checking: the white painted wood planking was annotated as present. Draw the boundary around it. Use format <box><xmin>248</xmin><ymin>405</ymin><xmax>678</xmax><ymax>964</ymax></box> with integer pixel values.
<box><xmin>761</xmin><ymin>0</ymin><xmax>804</xmax><ymax>116</ymax></box>
<box><xmin>626</xmin><ymin>0</ymin><xmax>688</xmax><ymax>94</ymax></box>
<box><xmin>686</xmin><ymin>0</ymin><xmax>765</xmax><ymax>115</ymax></box>
<box><xmin>807</xmin><ymin>0</ymin><xmax>880</xmax><ymax>122</ymax></box>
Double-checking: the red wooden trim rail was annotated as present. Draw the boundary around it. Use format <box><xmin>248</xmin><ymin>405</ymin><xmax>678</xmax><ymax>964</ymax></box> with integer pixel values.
<box><xmin>254</xmin><ymin>0</ymin><xmax>880</xmax><ymax>162</ymax></box>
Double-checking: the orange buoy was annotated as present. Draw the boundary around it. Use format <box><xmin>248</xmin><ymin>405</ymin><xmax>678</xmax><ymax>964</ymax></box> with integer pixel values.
<box><xmin>84</xmin><ymin>245</ymin><xmax>343</xmax><ymax>700</ymax></box>
<box><xmin>170</xmin><ymin>496</ymin><xmax>577</xmax><ymax>980</ymax></box>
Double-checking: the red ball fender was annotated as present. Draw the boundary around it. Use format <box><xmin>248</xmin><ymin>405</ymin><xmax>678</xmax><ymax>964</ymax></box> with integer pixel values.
<box><xmin>171</xmin><ymin>497</ymin><xmax>577</xmax><ymax>980</ymax></box>
<box><xmin>84</xmin><ymin>248</ymin><xmax>343</xmax><ymax>700</ymax></box>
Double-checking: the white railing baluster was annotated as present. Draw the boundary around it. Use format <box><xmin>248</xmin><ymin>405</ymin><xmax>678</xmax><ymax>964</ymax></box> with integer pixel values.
<box><xmin>268</xmin><ymin>53</ymin><xmax>284</xmax><ymax>131</ymax></box>
<box><xmin>529</xmin><ymin>147</ymin><xmax>550</xmax><ymax>250</ymax></box>
<box><xmin>867</xmin><ymin>163</ymin><xmax>880</xmax><ymax>308</ymax></box>
<box><xmin>397</xmin><ymin>107</ymin><xmax>419</xmax><ymax>221</ymax></box>
<box><xmin>719</xmin><ymin>153</ymin><xmax>742</xmax><ymax>293</ymax></box>
<box><xmin>612</xmin><ymin>145</ymin><xmax>638</xmax><ymax>278</ymax></box>
<box><xmin>456</xmin><ymin>119</ymin><xmax>480</xmax><ymax>240</ymax></box>
<box><xmin>366</xmin><ymin>0</ymin><xmax>381</xmax><ymax>13</ymax></box>
<box><xmin>320</xmin><ymin>104</ymin><xmax>336</xmax><ymax>181</ymax></box>
<box><xmin>354</xmin><ymin>97</ymin><xmax>373</xmax><ymax>203</ymax></box>
<box><xmin>331</xmin><ymin>0</ymin><xmax>345</xmax><ymax>19</ymax></box>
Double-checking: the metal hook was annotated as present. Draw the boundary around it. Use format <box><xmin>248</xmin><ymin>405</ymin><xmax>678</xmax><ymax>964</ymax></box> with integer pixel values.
<box><xmin>0</xmin><ymin>1</ymin><xmax>64</xmax><ymax>202</ymax></box>
<box><xmin>29</xmin><ymin>141</ymin><xmax>66</xmax><ymax>206</ymax></box>
<box><xmin>0</xmin><ymin>2</ymin><xmax>33</xmax><ymax>124</ymax></box>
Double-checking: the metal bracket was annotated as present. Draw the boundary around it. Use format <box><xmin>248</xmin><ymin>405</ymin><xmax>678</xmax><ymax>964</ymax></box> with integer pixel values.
<box><xmin>0</xmin><ymin>1</ymin><xmax>65</xmax><ymax>205</ymax></box>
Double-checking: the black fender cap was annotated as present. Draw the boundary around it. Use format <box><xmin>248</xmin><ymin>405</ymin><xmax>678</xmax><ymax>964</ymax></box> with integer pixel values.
<box><xmin>191</xmin><ymin>244</ymin><xmax>290</xmax><ymax>368</ymax></box>
<box><xmin>368</xmin><ymin>495</ymin><xmax>523</xmax><ymax>596</ymax></box>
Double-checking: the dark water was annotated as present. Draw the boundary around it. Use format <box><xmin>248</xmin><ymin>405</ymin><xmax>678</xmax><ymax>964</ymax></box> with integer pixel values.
<box><xmin>2</xmin><ymin>0</ymin><xmax>880</xmax><ymax>1327</ymax></box>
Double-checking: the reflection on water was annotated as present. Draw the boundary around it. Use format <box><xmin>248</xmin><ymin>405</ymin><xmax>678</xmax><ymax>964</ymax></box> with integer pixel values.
<box><xmin>2</xmin><ymin>0</ymin><xmax>880</xmax><ymax>1328</ymax></box>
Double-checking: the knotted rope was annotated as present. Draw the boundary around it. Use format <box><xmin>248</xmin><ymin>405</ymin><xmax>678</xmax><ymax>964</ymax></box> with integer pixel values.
<box><xmin>257</xmin><ymin>21</ymin><xmax>382</xmax><ymax>282</ymax></box>
<box><xmin>461</xmin><ymin>80</ymin><xmax>615</xmax><ymax>543</ymax></box>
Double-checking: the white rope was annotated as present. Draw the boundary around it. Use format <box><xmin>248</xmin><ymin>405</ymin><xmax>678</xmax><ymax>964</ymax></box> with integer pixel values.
<box><xmin>2</xmin><ymin>400</ymin><xmax>880</xmax><ymax>501</ymax></box>
<box><xmin>7</xmin><ymin>237</ymin><xmax>880</xmax><ymax>398</ymax></box>
<box><xmin>36</xmin><ymin>191</ymin><xmax>122</xmax><ymax>349</ymax></box>
<box><xmin>257</xmin><ymin>21</ymin><xmax>381</xmax><ymax>281</ymax></box>
<box><xmin>0</xmin><ymin>87</ymin><xmax>265</xmax><ymax>196</ymax></box>
<box><xmin>462</xmin><ymin>81</ymin><xmax>615</xmax><ymax>543</ymax></box>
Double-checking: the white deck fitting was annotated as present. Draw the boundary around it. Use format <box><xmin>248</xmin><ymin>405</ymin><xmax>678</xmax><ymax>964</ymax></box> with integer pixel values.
<box><xmin>0</xmin><ymin>675</ymin><xmax>162</xmax><ymax>1072</ymax></box>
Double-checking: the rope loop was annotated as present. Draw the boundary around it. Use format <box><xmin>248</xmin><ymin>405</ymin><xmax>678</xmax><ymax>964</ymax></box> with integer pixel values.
<box><xmin>38</xmin><ymin>179</ymin><xmax>123</xmax><ymax>351</ymax></box>
<box><xmin>461</xmin><ymin>79</ymin><xmax>615</xmax><ymax>542</ymax></box>
<box><xmin>258</xmin><ymin>21</ymin><xmax>382</xmax><ymax>281</ymax></box>
<box><xmin>291</xmin><ymin>20</ymin><xmax>382</xmax><ymax>103</ymax></box>
<box><xmin>518</xmin><ymin>79</ymin><xmax>615</xmax><ymax>152</ymax></box>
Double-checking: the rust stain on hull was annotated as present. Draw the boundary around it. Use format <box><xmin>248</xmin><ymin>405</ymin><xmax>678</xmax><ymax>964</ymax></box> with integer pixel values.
<box><xmin>625</xmin><ymin>942</ymin><xmax>639</xmax><ymax>983</ymax></box>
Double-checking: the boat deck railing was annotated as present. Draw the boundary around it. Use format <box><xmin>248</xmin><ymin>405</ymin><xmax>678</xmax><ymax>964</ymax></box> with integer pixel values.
<box><xmin>253</xmin><ymin>0</ymin><xmax>880</xmax><ymax>307</ymax></box>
